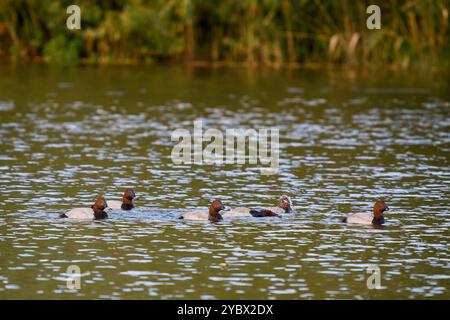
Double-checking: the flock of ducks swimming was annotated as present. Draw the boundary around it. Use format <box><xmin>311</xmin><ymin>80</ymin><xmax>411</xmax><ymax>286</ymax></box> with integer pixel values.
<box><xmin>61</xmin><ymin>188</ymin><xmax>390</xmax><ymax>226</ymax></box>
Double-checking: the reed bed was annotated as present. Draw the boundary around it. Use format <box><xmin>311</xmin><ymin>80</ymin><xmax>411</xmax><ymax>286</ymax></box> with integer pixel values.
<box><xmin>0</xmin><ymin>0</ymin><xmax>448</xmax><ymax>68</ymax></box>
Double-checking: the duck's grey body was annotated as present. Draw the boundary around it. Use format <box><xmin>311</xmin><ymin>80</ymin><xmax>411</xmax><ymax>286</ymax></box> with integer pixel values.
<box><xmin>180</xmin><ymin>210</ymin><xmax>210</xmax><ymax>220</ymax></box>
<box><xmin>64</xmin><ymin>208</ymin><xmax>95</xmax><ymax>220</ymax></box>
<box><xmin>106</xmin><ymin>200</ymin><xmax>123</xmax><ymax>210</ymax></box>
<box><xmin>343</xmin><ymin>212</ymin><xmax>374</xmax><ymax>225</ymax></box>
<box><xmin>222</xmin><ymin>207</ymin><xmax>252</xmax><ymax>217</ymax></box>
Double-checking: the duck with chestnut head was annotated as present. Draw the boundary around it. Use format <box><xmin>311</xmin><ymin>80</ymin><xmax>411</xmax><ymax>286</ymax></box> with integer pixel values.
<box><xmin>223</xmin><ymin>195</ymin><xmax>294</xmax><ymax>218</ymax></box>
<box><xmin>343</xmin><ymin>201</ymin><xmax>389</xmax><ymax>225</ymax></box>
<box><xmin>61</xmin><ymin>197</ymin><xmax>111</xmax><ymax>220</ymax></box>
<box><xmin>107</xmin><ymin>188</ymin><xmax>136</xmax><ymax>211</ymax></box>
<box><xmin>179</xmin><ymin>199</ymin><xmax>225</xmax><ymax>222</ymax></box>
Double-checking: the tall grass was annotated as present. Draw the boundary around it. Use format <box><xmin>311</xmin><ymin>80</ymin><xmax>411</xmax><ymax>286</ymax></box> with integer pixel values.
<box><xmin>0</xmin><ymin>0</ymin><xmax>448</xmax><ymax>67</ymax></box>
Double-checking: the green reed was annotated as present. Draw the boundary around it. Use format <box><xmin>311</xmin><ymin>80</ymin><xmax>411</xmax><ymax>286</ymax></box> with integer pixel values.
<box><xmin>0</xmin><ymin>0</ymin><xmax>448</xmax><ymax>68</ymax></box>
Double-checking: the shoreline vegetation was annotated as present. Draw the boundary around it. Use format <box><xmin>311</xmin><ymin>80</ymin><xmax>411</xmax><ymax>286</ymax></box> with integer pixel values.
<box><xmin>0</xmin><ymin>1</ymin><xmax>448</xmax><ymax>68</ymax></box>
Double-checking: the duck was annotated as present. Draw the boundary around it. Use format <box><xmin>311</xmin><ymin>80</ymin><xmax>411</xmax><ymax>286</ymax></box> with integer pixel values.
<box><xmin>178</xmin><ymin>199</ymin><xmax>225</xmax><ymax>222</ymax></box>
<box><xmin>223</xmin><ymin>195</ymin><xmax>294</xmax><ymax>217</ymax></box>
<box><xmin>107</xmin><ymin>188</ymin><xmax>136</xmax><ymax>210</ymax></box>
<box><xmin>342</xmin><ymin>201</ymin><xmax>389</xmax><ymax>225</ymax></box>
<box><xmin>60</xmin><ymin>197</ymin><xmax>111</xmax><ymax>220</ymax></box>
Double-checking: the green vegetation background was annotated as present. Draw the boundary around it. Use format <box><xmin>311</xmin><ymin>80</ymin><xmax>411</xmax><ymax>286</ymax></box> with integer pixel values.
<box><xmin>0</xmin><ymin>0</ymin><xmax>448</xmax><ymax>68</ymax></box>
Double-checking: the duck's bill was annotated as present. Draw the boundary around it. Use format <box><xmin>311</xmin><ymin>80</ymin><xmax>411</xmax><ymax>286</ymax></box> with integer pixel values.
<box><xmin>105</xmin><ymin>207</ymin><xmax>113</xmax><ymax>213</ymax></box>
<box><xmin>221</xmin><ymin>207</ymin><xmax>230</xmax><ymax>212</ymax></box>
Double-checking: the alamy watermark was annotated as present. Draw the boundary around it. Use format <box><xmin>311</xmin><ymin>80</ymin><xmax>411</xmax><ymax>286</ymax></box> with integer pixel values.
<box><xmin>366</xmin><ymin>5</ymin><xmax>381</xmax><ymax>30</ymax></box>
<box><xmin>366</xmin><ymin>265</ymin><xmax>382</xmax><ymax>289</ymax></box>
<box><xmin>66</xmin><ymin>265</ymin><xmax>82</xmax><ymax>290</ymax></box>
<box><xmin>66</xmin><ymin>5</ymin><xmax>81</xmax><ymax>30</ymax></box>
<box><xmin>171</xmin><ymin>120</ymin><xmax>279</xmax><ymax>175</ymax></box>
<box><xmin>66</xmin><ymin>3</ymin><xmax>380</xmax><ymax>30</ymax></box>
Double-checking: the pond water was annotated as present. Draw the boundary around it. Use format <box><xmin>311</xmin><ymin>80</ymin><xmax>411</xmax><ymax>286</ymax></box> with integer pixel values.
<box><xmin>0</xmin><ymin>65</ymin><xmax>448</xmax><ymax>299</ymax></box>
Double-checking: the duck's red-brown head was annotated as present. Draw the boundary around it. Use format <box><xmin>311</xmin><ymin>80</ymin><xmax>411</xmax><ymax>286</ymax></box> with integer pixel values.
<box><xmin>278</xmin><ymin>195</ymin><xmax>294</xmax><ymax>213</ymax></box>
<box><xmin>92</xmin><ymin>197</ymin><xmax>109</xmax><ymax>220</ymax></box>
<box><xmin>123</xmin><ymin>188</ymin><xmax>136</xmax><ymax>201</ymax></box>
<box><xmin>121</xmin><ymin>188</ymin><xmax>136</xmax><ymax>210</ymax></box>
<box><xmin>373</xmin><ymin>201</ymin><xmax>389</xmax><ymax>223</ymax></box>
<box><xmin>208</xmin><ymin>199</ymin><xmax>225</xmax><ymax>215</ymax></box>
<box><xmin>208</xmin><ymin>199</ymin><xmax>225</xmax><ymax>222</ymax></box>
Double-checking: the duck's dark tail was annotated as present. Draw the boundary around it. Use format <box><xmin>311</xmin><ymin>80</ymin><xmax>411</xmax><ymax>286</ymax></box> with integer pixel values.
<box><xmin>178</xmin><ymin>215</ymin><xmax>184</xmax><ymax>219</ymax></box>
<box><xmin>342</xmin><ymin>217</ymin><xmax>347</xmax><ymax>223</ymax></box>
<box><xmin>249</xmin><ymin>209</ymin><xmax>265</xmax><ymax>217</ymax></box>
<box><xmin>250</xmin><ymin>209</ymin><xmax>279</xmax><ymax>217</ymax></box>
<box><xmin>59</xmin><ymin>213</ymin><xmax>68</xmax><ymax>218</ymax></box>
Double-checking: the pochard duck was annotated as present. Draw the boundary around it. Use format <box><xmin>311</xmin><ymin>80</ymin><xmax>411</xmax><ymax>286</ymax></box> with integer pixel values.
<box><xmin>343</xmin><ymin>201</ymin><xmax>389</xmax><ymax>225</ymax></box>
<box><xmin>223</xmin><ymin>195</ymin><xmax>294</xmax><ymax>217</ymax></box>
<box><xmin>178</xmin><ymin>199</ymin><xmax>225</xmax><ymax>222</ymax></box>
<box><xmin>61</xmin><ymin>197</ymin><xmax>111</xmax><ymax>220</ymax></box>
<box><xmin>107</xmin><ymin>188</ymin><xmax>136</xmax><ymax>210</ymax></box>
